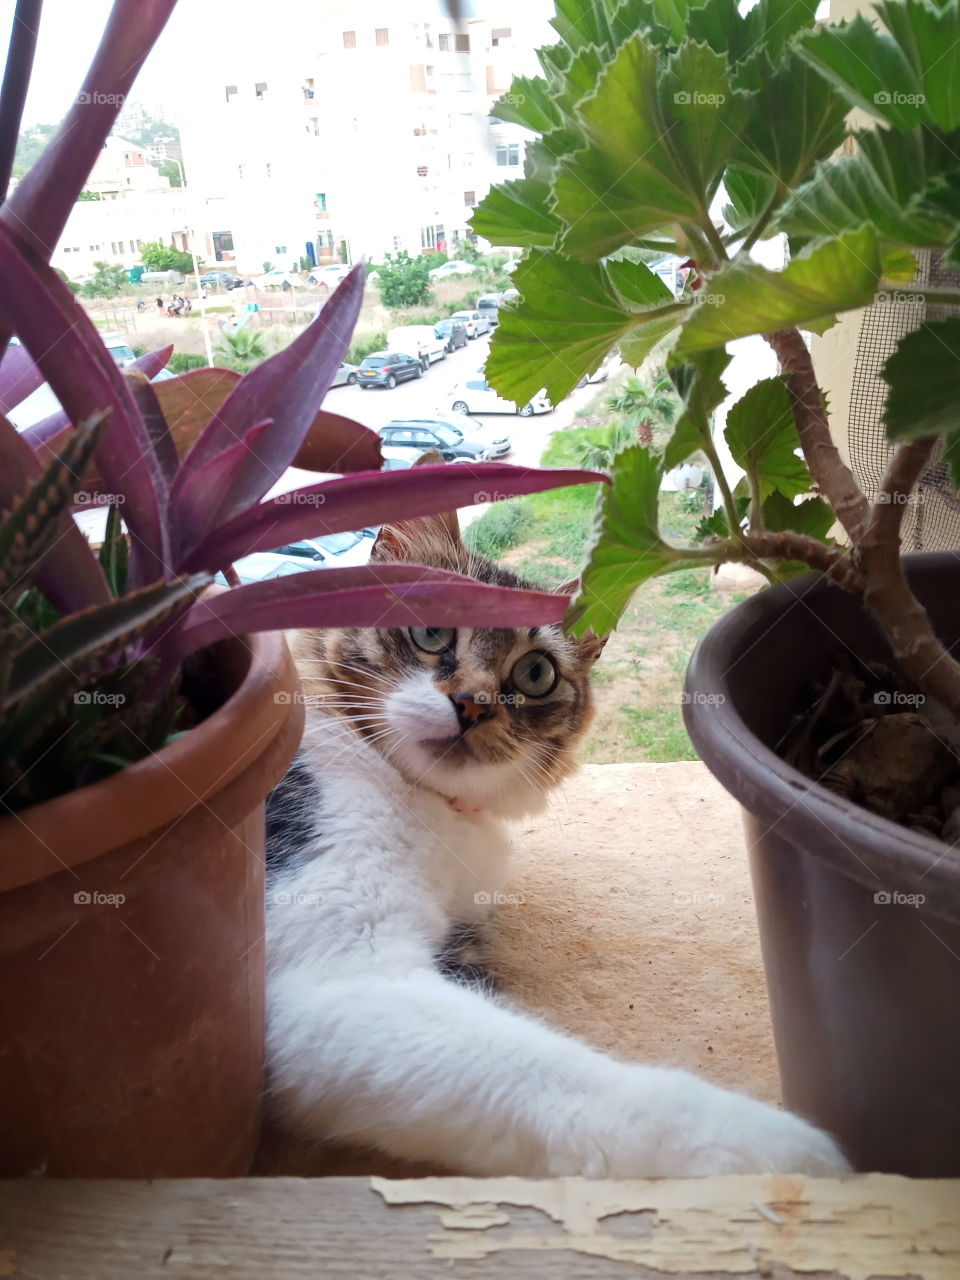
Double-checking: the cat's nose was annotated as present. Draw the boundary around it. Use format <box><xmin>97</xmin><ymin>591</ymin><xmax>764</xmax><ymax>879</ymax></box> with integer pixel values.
<box><xmin>450</xmin><ymin>692</ymin><xmax>495</xmax><ymax>730</ymax></box>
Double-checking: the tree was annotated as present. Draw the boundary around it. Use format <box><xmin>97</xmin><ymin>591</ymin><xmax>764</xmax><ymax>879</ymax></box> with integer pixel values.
<box><xmin>79</xmin><ymin>261</ymin><xmax>129</xmax><ymax>298</ymax></box>
<box><xmin>78</xmin><ymin>189</ymin><xmax>101</xmax><ymax>201</ymax></box>
<box><xmin>606</xmin><ymin>375</ymin><xmax>679</xmax><ymax>447</ymax></box>
<box><xmin>140</xmin><ymin>240</ymin><xmax>195</xmax><ymax>274</ymax></box>
<box><xmin>158</xmin><ymin>160</ymin><xmax>183</xmax><ymax>187</ymax></box>
<box><xmin>214</xmin><ymin>328</ymin><xmax>267</xmax><ymax>373</ymax></box>
<box><xmin>375</xmin><ymin>251</ymin><xmax>432</xmax><ymax>308</ymax></box>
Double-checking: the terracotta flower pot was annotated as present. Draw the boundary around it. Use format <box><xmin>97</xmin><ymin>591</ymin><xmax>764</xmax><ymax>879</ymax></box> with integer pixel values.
<box><xmin>0</xmin><ymin>631</ymin><xmax>303</xmax><ymax>1176</ymax></box>
<box><xmin>684</xmin><ymin>553</ymin><xmax>960</xmax><ymax>1176</ymax></box>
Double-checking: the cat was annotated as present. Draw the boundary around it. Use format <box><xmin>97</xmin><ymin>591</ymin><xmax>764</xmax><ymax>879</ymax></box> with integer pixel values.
<box><xmin>264</xmin><ymin>460</ymin><xmax>849</xmax><ymax>1177</ymax></box>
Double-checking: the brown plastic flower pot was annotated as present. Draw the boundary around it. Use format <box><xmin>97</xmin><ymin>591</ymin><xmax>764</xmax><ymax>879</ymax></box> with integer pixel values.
<box><xmin>684</xmin><ymin>553</ymin><xmax>960</xmax><ymax>1176</ymax></box>
<box><xmin>0</xmin><ymin>631</ymin><xmax>303</xmax><ymax>1177</ymax></box>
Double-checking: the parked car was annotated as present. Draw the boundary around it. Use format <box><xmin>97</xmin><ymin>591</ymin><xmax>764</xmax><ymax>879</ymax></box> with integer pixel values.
<box><xmin>381</xmin><ymin>451</ymin><xmax>414</xmax><ymax>471</ymax></box>
<box><xmin>331</xmin><ymin>360</ymin><xmax>359</xmax><ymax>387</ymax></box>
<box><xmin>475</xmin><ymin>294</ymin><xmax>502</xmax><ymax>328</ymax></box>
<box><xmin>200</xmin><ymin>270</ymin><xmax>243</xmax><ymax>290</ymax></box>
<box><xmin>387</xmin><ymin>324</ymin><xmax>446</xmax><ymax>368</ymax></box>
<box><xmin>502</xmin><ymin>258</ymin><xmax>521</xmax><ymax>274</ymax></box>
<box><xmin>378</xmin><ymin>418</ymin><xmax>491</xmax><ymax>463</ymax></box>
<box><xmin>434</xmin><ymin>318</ymin><xmax>469</xmax><ymax>353</ymax></box>
<box><xmin>274</xmin><ymin>530</ymin><xmax>372</xmax><ymax>568</ymax></box>
<box><xmin>500</xmin><ymin>287</ymin><xmax>521</xmax><ymax>303</ymax></box>
<box><xmin>428</xmin><ymin>260</ymin><xmax>476</xmax><ymax>280</ymax></box>
<box><xmin>6</xmin><ymin>333</ymin><xmax>140</xmax><ymax>432</ymax></box>
<box><xmin>357</xmin><ymin>351</ymin><xmax>424</xmax><ymax>388</ymax></box>
<box><xmin>449</xmin><ymin>377</ymin><xmax>552</xmax><ymax>417</ymax></box>
<box><xmin>255</xmin><ymin>269</ymin><xmax>302</xmax><ymax>289</ymax></box>
<box><xmin>309</xmin><ymin>264</ymin><xmax>352</xmax><ymax>286</ymax></box>
<box><xmin>449</xmin><ymin>309</ymin><xmax>490</xmax><ymax>339</ymax></box>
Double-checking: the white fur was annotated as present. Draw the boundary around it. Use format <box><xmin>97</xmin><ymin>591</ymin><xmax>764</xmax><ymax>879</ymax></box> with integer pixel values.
<box><xmin>266</xmin><ymin>697</ymin><xmax>850</xmax><ymax>1176</ymax></box>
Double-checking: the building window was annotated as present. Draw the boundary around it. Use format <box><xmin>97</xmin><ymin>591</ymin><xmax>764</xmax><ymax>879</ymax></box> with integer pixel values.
<box><xmin>255</xmin><ymin>81</ymin><xmax>267</xmax><ymax>99</ymax></box>
<box><xmin>417</xmin><ymin>165</ymin><xmax>429</xmax><ymax>177</ymax></box>
<box><xmin>420</xmin><ymin>225</ymin><xmax>437</xmax><ymax>250</ymax></box>
<box><xmin>307</xmin><ymin>116</ymin><xmax>319</xmax><ymax>135</ymax></box>
<box><xmin>275</xmin><ymin>244</ymin><xmax>287</xmax><ymax>255</ymax></box>
<box><xmin>342</xmin><ymin>30</ymin><xmax>356</xmax><ymax>48</ymax></box>
<box><xmin>375</xmin><ymin>27</ymin><xmax>389</xmax><ymax>45</ymax></box>
<box><xmin>496</xmin><ymin>142</ymin><xmax>520</xmax><ymax>167</ymax></box>
<box><xmin>316</xmin><ymin>229</ymin><xmax>334</xmax><ymax>249</ymax></box>
<box><xmin>423</xmin><ymin>24</ymin><xmax>434</xmax><ymax>48</ymax></box>
<box><xmin>266</xmin><ymin>162</ymin><xmax>272</xmax><ymax>178</ymax></box>
<box><xmin>492</xmin><ymin>27</ymin><xmax>512</xmax><ymax>45</ymax></box>
<box><xmin>225</xmin><ymin>84</ymin><xmax>237</xmax><ymax>102</ymax></box>
<box><xmin>462</xmin><ymin>152</ymin><xmax>474</xmax><ymax>168</ymax></box>
<box><xmin>110</xmin><ymin>241</ymin><xmax>117</xmax><ymax>254</ymax></box>
<box><xmin>315</xmin><ymin>192</ymin><xmax>327</xmax><ymax>212</ymax></box>
<box><xmin>393</xmin><ymin>235</ymin><xmax>402</xmax><ymax>251</ymax></box>
<box><xmin>455</xmin><ymin>33</ymin><xmax>470</xmax><ymax>51</ymax></box>
<box><xmin>303</xmin><ymin>77</ymin><xmax>315</xmax><ymax>99</ymax></box>
<box><xmin>137</xmin><ymin>239</ymin><xmax>143</xmax><ymax>250</ymax></box>
<box><xmin>439</xmin><ymin>33</ymin><xmax>451</xmax><ymax>50</ymax></box>
<box><xmin>238</xmin><ymin>163</ymin><xmax>244</xmax><ymax>179</ymax></box>
<box><xmin>464</xmin><ymin>190</ymin><xmax>476</xmax><ymax>206</ymax></box>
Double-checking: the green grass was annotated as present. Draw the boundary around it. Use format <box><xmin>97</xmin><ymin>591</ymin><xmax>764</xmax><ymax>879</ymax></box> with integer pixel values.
<box><xmin>464</xmin><ymin>497</ymin><xmax>534</xmax><ymax>559</ymax></box>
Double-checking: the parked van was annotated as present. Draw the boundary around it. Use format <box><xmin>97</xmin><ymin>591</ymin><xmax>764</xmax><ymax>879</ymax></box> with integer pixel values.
<box><xmin>386</xmin><ymin>324</ymin><xmax>446</xmax><ymax>368</ymax></box>
<box><xmin>139</xmin><ymin>269</ymin><xmax>182</xmax><ymax>285</ymax></box>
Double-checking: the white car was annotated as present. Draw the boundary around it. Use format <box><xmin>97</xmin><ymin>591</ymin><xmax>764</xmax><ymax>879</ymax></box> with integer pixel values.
<box><xmin>449</xmin><ymin>310</ymin><xmax>490</xmax><ymax>339</ymax></box>
<box><xmin>449</xmin><ymin>377</ymin><xmax>551</xmax><ymax>418</ymax></box>
<box><xmin>428</xmin><ymin>260</ymin><xmax>476</xmax><ymax>280</ymax></box>
<box><xmin>310</xmin><ymin>264</ymin><xmax>352</xmax><ymax>286</ymax></box>
<box><xmin>255</xmin><ymin>269</ymin><xmax>302</xmax><ymax>289</ymax></box>
<box><xmin>387</xmin><ymin>324</ymin><xmax>446</xmax><ymax>367</ymax></box>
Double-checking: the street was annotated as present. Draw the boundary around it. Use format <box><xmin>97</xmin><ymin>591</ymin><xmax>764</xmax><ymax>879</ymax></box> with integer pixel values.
<box><xmin>276</xmin><ymin>330</ymin><xmax>610</xmax><ymax>528</ymax></box>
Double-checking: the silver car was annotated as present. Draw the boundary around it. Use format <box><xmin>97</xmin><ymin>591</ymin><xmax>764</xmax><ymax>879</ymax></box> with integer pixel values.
<box><xmin>449</xmin><ymin>310</ymin><xmax>491</xmax><ymax>339</ymax></box>
<box><xmin>331</xmin><ymin>361</ymin><xmax>359</xmax><ymax>387</ymax></box>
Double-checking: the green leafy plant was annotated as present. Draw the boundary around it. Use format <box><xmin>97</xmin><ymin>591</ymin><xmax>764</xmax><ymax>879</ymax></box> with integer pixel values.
<box><xmin>475</xmin><ymin>0</ymin><xmax>960</xmax><ymax>720</ymax></box>
<box><xmin>375</xmin><ymin>250</ymin><xmax>433</xmax><ymax>307</ymax></box>
<box><xmin>78</xmin><ymin>260</ymin><xmax>128</xmax><ymax>298</ymax></box>
<box><xmin>213</xmin><ymin>327</ymin><xmax>268</xmax><ymax>372</ymax></box>
<box><xmin>606</xmin><ymin>374</ymin><xmax>679</xmax><ymax>446</ymax></box>
<box><xmin>141</xmin><ymin>239</ymin><xmax>194</xmax><ymax>275</ymax></box>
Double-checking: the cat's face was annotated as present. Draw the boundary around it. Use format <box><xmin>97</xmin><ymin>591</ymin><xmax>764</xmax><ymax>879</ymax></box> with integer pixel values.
<box><xmin>295</xmin><ymin>504</ymin><xmax>602</xmax><ymax>818</ymax></box>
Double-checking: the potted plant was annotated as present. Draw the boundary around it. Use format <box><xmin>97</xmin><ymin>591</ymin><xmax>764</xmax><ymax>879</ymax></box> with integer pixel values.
<box><xmin>0</xmin><ymin>0</ymin><xmax>601</xmax><ymax>1176</ymax></box>
<box><xmin>476</xmin><ymin>0</ymin><xmax>960</xmax><ymax>1174</ymax></box>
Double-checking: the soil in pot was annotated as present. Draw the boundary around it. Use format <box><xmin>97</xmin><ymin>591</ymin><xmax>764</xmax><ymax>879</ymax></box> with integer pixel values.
<box><xmin>684</xmin><ymin>553</ymin><xmax>960</xmax><ymax>1176</ymax></box>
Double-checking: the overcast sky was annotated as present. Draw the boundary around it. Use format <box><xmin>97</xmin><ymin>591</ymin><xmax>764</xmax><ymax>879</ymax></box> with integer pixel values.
<box><xmin>4</xmin><ymin>0</ymin><xmax>554</xmax><ymax>129</ymax></box>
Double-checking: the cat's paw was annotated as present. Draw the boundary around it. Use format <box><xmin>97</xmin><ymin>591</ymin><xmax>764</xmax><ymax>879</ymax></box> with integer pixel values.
<box><xmin>681</xmin><ymin>1089</ymin><xmax>851</xmax><ymax>1176</ymax></box>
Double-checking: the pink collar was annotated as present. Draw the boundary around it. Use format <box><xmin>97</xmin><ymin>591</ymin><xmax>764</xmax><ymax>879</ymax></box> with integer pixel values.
<box><xmin>446</xmin><ymin>795</ymin><xmax>485</xmax><ymax>819</ymax></box>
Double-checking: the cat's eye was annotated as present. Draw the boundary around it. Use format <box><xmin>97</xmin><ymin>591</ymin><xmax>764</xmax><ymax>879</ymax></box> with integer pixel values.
<box><xmin>511</xmin><ymin>650</ymin><xmax>557</xmax><ymax>698</ymax></box>
<box><xmin>409</xmin><ymin>627</ymin><xmax>456</xmax><ymax>654</ymax></box>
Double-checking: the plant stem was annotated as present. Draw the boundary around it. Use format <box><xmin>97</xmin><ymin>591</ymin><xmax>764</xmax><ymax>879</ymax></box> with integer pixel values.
<box><xmin>0</xmin><ymin>0</ymin><xmax>42</xmax><ymax>206</ymax></box>
<box><xmin>700</xmin><ymin>435</ymin><xmax>776</xmax><ymax>584</ymax></box>
<box><xmin>739</xmin><ymin>192</ymin><xmax>783</xmax><ymax>257</ymax></box>
<box><xmin>765</xmin><ymin>327</ymin><xmax>871</xmax><ymax>542</ymax></box>
<box><xmin>700</xmin><ymin>216</ymin><xmax>728</xmax><ymax>267</ymax></box>
<box><xmin>855</xmin><ymin>437</ymin><xmax>960</xmax><ymax>719</ymax></box>
<box><xmin>718</xmin><ymin>531</ymin><xmax>864</xmax><ymax>592</ymax></box>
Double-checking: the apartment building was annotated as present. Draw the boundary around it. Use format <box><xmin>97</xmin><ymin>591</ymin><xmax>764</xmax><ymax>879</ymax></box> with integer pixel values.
<box><xmin>51</xmin><ymin>138</ymin><xmax>191</xmax><ymax>279</ymax></box>
<box><xmin>176</xmin><ymin>0</ymin><xmax>552</xmax><ymax>271</ymax></box>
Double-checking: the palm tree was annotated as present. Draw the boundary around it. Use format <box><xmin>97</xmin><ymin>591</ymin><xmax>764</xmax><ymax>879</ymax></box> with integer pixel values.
<box><xmin>606</xmin><ymin>374</ymin><xmax>679</xmax><ymax>446</ymax></box>
<box><xmin>213</xmin><ymin>328</ymin><xmax>267</xmax><ymax>373</ymax></box>
<box><xmin>572</xmin><ymin>421</ymin><xmax>637</xmax><ymax>473</ymax></box>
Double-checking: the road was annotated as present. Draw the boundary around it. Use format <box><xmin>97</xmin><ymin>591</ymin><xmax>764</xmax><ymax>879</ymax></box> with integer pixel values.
<box><xmin>276</xmin><ymin>329</ymin><xmax>610</xmax><ymax>528</ymax></box>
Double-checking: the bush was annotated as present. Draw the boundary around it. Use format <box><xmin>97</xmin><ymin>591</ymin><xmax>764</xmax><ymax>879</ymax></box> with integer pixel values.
<box><xmin>213</xmin><ymin>329</ymin><xmax>268</xmax><ymax>373</ymax></box>
<box><xmin>167</xmin><ymin>351</ymin><xmax>208</xmax><ymax>374</ymax></box>
<box><xmin>141</xmin><ymin>240</ymin><xmax>195</xmax><ymax>275</ymax></box>
<box><xmin>346</xmin><ymin>330</ymin><xmax>388</xmax><ymax>364</ymax></box>
<box><xmin>376</xmin><ymin>251</ymin><xmax>432</xmax><ymax>308</ymax></box>
<box><xmin>464</xmin><ymin>497</ymin><xmax>535</xmax><ymax>559</ymax></box>
<box><xmin>79</xmin><ymin>260</ymin><xmax>129</xmax><ymax>298</ymax></box>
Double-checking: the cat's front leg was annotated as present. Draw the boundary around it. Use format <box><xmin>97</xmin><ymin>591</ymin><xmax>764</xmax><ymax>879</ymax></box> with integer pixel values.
<box><xmin>267</xmin><ymin>965</ymin><xmax>848</xmax><ymax>1176</ymax></box>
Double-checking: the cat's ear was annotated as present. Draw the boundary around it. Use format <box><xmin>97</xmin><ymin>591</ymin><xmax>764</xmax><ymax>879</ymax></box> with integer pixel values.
<box><xmin>371</xmin><ymin>450</ymin><xmax>462</xmax><ymax>564</ymax></box>
<box><xmin>557</xmin><ymin>578</ymin><xmax>608</xmax><ymax>665</ymax></box>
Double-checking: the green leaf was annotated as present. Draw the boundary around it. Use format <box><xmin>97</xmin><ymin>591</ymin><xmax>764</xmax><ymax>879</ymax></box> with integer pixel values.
<box><xmin>664</xmin><ymin>348</ymin><xmax>731</xmax><ymax>468</ymax></box>
<box><xmin>554</xmin><ymin>35</ymin><xmax>750</xmax><ymax>259</ymax></box>
<box><xmin>687</xmin><ymin>0</ymin><xmax>819</xmax><ymax>63</ymax></box>
<box><xmin>675</xmin><ymin>227</ymin><xmax>916</xmax><ymax>355</ymax></box>
<box><xmin>778</xmin><ymin>126</ymin><xmax>960</xmax><ymax>249</ymax></box>
<box><xmin>762</xmin><ymin>490</ymin><xmax>834</xmax><ymax>538</ymax></box>
<box><xmin>883</xmin><ymin>318</ymin><xmax>960</xmax><ymax>482</ymax></box>
<box><xmin>567</xmin><ymin>445</ymin><xmax>714</xmax><ymax>636</ymax></box>
<box><xmin>470</xmin><ymin>178</ymin><xmax>562</xmax><ymax>248</ymax></box>
<box><xmin>695</xmin><ymin>497</ymin><xmax>750</xmax><ymax>541</ymax></box>
<box><xmin>797</xmin><ymin>2</ymin><xmax>960</xmax><ymax>133</ymax></box>
<box><xmin>724</xmin><ymin>377</ymin><xmax>811</xmax><ymax>501</ymax></box>
<box><xmin>98</xmin><ymin>500</ymin><xmax>129</xmax><ymax>597</ymax></box>
<box><xmin>551</xmin><ymin>0</ymin><xmax>614</xmax><ymax>51</ymax></box>
<box><xmin>486</xmin><ymin>249</ymin><xmax>681</xmax><ymax>406</ymax></box>
<box><xmin>491</xmin><ymin>77</ymin><xmax>562</xmax><ymax>133</ymax></box>
<box><xmin>731</xmin><ymin>50</ymin><xmax>849</xmax><ymax>192</ymax></box>
<box><xmin>722</xmin><ymin>167</ymin><xmax>778</xmax><ymax>232</ymax></box>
